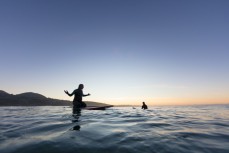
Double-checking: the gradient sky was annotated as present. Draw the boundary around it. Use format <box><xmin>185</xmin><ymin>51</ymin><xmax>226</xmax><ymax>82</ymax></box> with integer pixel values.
<box><xmin>1</xmin><ymin>0</ymin><xmax>229</xmax><ymax>106</ymax></box>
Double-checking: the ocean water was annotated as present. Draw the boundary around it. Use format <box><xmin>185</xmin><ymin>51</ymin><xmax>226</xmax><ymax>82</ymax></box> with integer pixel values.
<box><xmin>0</xmin><ymin>105</ymin><xmax>229</xmax><ymax>153</ymax></box>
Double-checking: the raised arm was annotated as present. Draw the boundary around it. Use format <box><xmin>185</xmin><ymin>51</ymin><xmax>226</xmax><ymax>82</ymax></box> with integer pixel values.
<box><xmin>83</xmin><ymin>93</ymin><xmax>90</xmax><ymax>97</ymax></box>
<box><xmin>64</xmin><ymin>90</ymin><xmax>75</xmax><ymax>97</ymax></box>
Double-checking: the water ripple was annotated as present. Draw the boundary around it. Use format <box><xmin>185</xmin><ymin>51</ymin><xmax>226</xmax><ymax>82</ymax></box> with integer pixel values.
<box><xmin>0</xmin><ymin>105</ymin><xmax>229</xmax><ymax>153</ymax></box>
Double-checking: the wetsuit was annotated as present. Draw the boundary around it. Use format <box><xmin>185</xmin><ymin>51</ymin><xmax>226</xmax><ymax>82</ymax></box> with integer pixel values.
<box><xmin>72</xmin><ymin>89</ymin><xmax>87</xmax><ymax>108</ymax></box>
<box><xmin>142</xmin><ymin>104</ymin><xmax>148</xmax><ymax>110</ymax></box>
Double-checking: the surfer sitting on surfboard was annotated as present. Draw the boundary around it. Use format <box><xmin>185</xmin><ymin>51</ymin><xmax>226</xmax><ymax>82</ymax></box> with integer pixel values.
<box><xmin>142</xmin><ymin>102</ymin><xmax>148</xmax><ymax>110</ymax></box>
<box><xmin>64</xmin><ymin>84</ymin><xmax>90</xmax><ymax>108</ymax></box>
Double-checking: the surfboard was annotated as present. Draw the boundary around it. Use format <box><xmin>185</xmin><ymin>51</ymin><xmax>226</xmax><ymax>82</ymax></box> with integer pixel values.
<box><xmin>83</xmin><ymin>105</ymin><xmax>113</xmax><ymax>110</ymax></box>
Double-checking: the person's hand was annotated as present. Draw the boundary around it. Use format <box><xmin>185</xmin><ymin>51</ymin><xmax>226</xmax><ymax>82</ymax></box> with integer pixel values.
<box><xmin>64</xmin><ymin>90</ymin><xmax>68</xmax><ymax>94</ymax></box>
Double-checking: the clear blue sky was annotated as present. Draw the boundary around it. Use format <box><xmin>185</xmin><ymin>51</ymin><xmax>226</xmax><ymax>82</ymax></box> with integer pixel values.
<box><xmin>1</xmin><ymin>0</ymin><xmax>229</xmax><ymax>105</ymax></box>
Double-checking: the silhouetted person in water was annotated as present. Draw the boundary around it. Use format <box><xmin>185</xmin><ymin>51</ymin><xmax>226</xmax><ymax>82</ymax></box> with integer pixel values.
<box><xmin>142</xmin><ymin>102</ymin><xmax>148</xmax><ymax>110</ymax></box>
<box><xmin>64</xmin><ymin>84</ymin><xmax>90</xmax><ymax>110</ymax></box>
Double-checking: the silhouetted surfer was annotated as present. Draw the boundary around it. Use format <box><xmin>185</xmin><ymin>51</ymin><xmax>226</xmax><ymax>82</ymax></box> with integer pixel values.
<box><xmin>64</xmin><ymin>84</ymin><xmax>90</xmax><ymax>110</ymax></box>
<box><xmin>142</xmin><ymin>102</ymin><xmax>148</xmax><ymax>110</ymax></box>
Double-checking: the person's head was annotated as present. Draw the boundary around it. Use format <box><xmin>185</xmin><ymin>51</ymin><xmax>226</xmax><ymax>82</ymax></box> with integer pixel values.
<box><xmin>142</xmin><ymin>102</ymin><xmax>145</xmax><ymax>105</ymax></box>
<box><xmin>78</xmin><ymin>84</ymin><xmax>84</xmax><ymax>89</ymax></box>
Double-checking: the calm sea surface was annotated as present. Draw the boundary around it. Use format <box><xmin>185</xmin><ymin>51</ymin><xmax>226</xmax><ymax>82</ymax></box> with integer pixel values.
<box><xmin>0</xmin><ymin>105</ymin><xmax>229</xmax><ymax>153</ymax></box>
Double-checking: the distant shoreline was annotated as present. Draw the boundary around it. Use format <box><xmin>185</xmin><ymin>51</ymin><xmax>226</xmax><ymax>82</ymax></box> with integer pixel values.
<box><xmin>0</xmin><ymin>90</ymin><xmax>110</xmax><ymax>107</ymax></box>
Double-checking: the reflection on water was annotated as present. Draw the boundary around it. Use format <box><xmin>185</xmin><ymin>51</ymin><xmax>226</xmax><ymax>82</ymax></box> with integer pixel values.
<box><xmin>71</xmin><ymin>108</ymin><xmax>81</xmax><ymax>130</ymax></box>
<box><xmin>0</xmin><ymin>105</ymin><xmax>229</xmax><ymax>153</ymax></box>
<box><xmin>72</xmin><ymin>125</ymin><xmax>81</xmax><ymax>131</ymax></box>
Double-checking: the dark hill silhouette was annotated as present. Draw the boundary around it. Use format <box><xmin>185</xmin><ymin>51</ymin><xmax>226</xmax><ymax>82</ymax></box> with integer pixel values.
<box><xmin>0</xmin><ymin>90</ymin><xmax>111</xmax><ymax>107</ymax></box>
<box><xmin>16</xmin><ymin>92</ymin><xmax>46</xmax><ymax>99</ymax></box>
<box><xmin>0</xmin><ymin>90</ymin><xmax>10</xmax><ymax>96</ymax></box>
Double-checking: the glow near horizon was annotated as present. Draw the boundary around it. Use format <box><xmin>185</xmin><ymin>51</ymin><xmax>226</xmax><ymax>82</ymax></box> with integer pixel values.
<box><xmin>1</xmin><ymin>0</ymin><xmax>229</xmax><ymax>106</ymax></box>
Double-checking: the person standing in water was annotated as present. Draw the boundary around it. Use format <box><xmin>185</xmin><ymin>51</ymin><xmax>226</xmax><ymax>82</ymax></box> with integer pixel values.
<box><xmin>142</xmin><ymin>101</ymin><xmax>148</xmax><ymax>110</ymax></box>
<box><xmin>64</xmin><ymin>84</ymin><xmax>90</xmax><ymax>109</ymax></box>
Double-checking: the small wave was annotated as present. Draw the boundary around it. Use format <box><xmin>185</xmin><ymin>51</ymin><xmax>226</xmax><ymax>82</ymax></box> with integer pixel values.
<box><xmin>1</xmin><ymin>105</ymin><xmax>229</xmax><ymax>153</ymax></box>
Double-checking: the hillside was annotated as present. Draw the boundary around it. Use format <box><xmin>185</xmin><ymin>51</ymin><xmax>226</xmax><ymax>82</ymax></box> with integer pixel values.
<box><xmin>0</xmin><ymin>90</ymin><xmax>111</xmax><ymax>107</ymax></box>
<box><xmin>0</xmin><ymin>90</ymin><xmax>11</xmax><ymax>97</ymax></box>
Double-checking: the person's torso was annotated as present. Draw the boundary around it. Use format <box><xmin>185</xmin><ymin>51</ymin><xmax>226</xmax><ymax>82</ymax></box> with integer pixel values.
<box><xmin>73</xmin><ymin>89</ymin><xmax>83</xmax><ymax>102</ymax></box>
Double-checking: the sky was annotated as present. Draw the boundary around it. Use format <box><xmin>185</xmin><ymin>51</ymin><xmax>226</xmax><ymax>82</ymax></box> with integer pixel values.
<box><xmin>1</xmin><ymin>0</ymin><xmax>229</xmax><ymax>106</ymax></box>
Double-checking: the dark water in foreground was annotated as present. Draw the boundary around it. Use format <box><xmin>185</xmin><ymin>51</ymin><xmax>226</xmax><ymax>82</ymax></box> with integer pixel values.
<box><xmin>0</xmin><ymin>105</ymin><xmax>229</xmax><ymax>153</ymax></box>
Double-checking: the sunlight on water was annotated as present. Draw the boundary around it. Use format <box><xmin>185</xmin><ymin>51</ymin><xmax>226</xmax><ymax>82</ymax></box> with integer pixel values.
<box><xmin>0</xmin><ymin>105</ymin><xmax>229</xmax><ymax>153</ymax></box>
